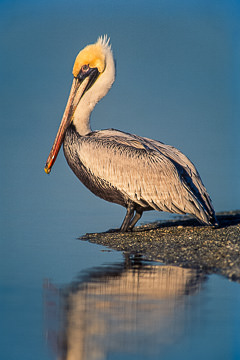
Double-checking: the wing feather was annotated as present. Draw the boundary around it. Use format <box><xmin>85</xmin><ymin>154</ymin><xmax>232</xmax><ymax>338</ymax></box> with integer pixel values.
<box><xmin>74</xmin><ymin>129</ymin><xmax>214</xmax><ymax>223</ymax></box>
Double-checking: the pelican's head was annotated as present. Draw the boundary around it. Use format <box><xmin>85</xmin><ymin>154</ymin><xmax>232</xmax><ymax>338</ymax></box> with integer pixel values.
<box><xmin>44</xmin><ymin>35</ymin><xmax>115</xmax><ymax>174</ymax></box>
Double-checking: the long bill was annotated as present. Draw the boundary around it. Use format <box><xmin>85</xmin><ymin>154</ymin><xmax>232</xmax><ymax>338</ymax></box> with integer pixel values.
<box><xmin>44</xmin><ymin>77</ymin><xmax>89</xmax><ymax>174</ymax></box>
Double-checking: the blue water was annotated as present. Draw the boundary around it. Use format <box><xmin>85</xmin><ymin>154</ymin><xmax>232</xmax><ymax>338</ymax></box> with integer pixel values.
<box><xmin>42</xmin><ymin>259</ymin><xmax>240</xmax><ymax>360</ymax></box>
<box><xmin>1</xmin><ymin>1</ymin><xmax>240</xmax><ymax>359</ymax></box>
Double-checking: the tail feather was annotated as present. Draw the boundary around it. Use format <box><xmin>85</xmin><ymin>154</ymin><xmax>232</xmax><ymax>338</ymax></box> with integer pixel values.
<box><xmin>193</xmin><ymin>202</ymin><xmax>218</xmax><ymax>226</ymax></box>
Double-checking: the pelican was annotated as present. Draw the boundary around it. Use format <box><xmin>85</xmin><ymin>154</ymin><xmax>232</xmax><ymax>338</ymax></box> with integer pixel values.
<box><xmin>44</xmin><ymin>36</ymin><xmax>218</xmax><ymax>231</ymax></box>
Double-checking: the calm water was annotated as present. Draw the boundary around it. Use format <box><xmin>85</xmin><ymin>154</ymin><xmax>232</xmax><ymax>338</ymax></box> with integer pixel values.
<box><xmin>43</xmin><ymin>257</ymin><xmax>240</xmax><ymax>360</ymax></box>
<box><xmin>1</xmin><ymin>1</ymin><xmax>240</xmax><ymax>359</ymax></box>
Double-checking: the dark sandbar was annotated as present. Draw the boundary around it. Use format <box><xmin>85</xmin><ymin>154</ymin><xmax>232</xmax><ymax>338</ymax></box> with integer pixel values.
<box><xmin>80</xmin><ymin>211</ymin><xmax>240</xmax><ymax>281</ymax></box>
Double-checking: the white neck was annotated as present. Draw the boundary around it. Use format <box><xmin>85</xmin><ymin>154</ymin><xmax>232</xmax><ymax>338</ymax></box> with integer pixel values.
<box><xmin>72</xmin><ymin>46</ymin><xmax>115</xmax><ymax>136</ymax></box>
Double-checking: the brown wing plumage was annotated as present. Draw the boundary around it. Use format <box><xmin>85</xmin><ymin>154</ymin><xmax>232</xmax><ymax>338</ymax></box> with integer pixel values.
<box><xmin>70</xmin><ymin>128</ymin><xmax>216</xmax><ymax>224</ymax></box>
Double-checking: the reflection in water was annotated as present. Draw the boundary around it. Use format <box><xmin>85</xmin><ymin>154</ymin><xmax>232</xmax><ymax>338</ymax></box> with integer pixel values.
<box><xmin>44</xmin><ymin>257</ymin><xmax>205</xmax><ymax>360</ymax></box>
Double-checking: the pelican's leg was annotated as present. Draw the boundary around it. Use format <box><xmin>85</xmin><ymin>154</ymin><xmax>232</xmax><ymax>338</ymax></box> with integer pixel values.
<box><xmin>128</xmin><ymin>210</ymin><xmax>143</xmax><ymax>230</ymax></box>
<box><xmin>120</xmin><ymin>202</ymin><xmax>135</xmax><ymax>232</ymax></box>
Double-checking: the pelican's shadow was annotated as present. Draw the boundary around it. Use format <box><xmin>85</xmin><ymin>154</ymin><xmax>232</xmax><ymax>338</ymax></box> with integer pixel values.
<box><xmin>133</xmin><ymin>211</ymin><xmax>240</xmax><ymax>231</ymax></box>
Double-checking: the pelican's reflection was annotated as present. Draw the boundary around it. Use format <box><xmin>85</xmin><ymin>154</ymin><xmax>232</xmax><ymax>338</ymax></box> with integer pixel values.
<box><xmin>44</xmin><ymin>257</ymin><xmax>205</xmax><ymax>360</ymax></box>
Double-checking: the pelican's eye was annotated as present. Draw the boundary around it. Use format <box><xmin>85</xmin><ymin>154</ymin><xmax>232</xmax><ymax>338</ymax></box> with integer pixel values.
<box><xmin>76</xmin><ymin>64</ymin><xmax>91</xmax><ymax>81</ymax></box>
<box><xmin>81</xmin><ymin>64</ymin><xmax>90</xmax><ymax>73</ymax></box>
<box><xmin>76</xmin><ymin>64</ymin><xmax>99</xmax><ymax>90</ymax></box>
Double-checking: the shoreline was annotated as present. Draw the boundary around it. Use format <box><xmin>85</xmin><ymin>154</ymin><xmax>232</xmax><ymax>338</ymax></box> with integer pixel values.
<box><xmin>80</xmin><ymin>211</ymin><xmax>240</xmax><ymax>281</ymax></box>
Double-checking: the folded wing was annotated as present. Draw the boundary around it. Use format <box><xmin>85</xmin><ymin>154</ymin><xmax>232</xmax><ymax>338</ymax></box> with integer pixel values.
<box><xmin>77</xmin><ymin>129</ymin><xmax>216</xmax><ymax>224</ymax></box>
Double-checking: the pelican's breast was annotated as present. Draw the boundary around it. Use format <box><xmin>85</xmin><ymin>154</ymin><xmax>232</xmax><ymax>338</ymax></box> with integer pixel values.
<box><xmin>63</xmin><ymin>126</ymin><xmax>129</xmax><ymax>207</ymax></box>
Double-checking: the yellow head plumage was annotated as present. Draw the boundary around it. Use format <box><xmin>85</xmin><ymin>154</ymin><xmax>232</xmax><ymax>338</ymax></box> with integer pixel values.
<box><xmin>73</xmin><ymin>37</ymin><xmax>109</xmax><ymax>77</ymax></box>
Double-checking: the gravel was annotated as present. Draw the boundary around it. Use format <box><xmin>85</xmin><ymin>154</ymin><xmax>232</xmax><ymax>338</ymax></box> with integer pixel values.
<box><xmin>80</xmin><ymin>211</ymin><xmax>240</xmax><ymax>281</ymax></box>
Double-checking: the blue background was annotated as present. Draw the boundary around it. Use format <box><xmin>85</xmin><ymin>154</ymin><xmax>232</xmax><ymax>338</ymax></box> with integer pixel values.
<box><xmin>1</xmin><ymin>1</ymin><xmax>240</xmax><ymax>359</ymax></box>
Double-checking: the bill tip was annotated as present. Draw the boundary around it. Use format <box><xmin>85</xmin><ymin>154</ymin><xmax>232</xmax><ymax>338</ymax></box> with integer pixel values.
<box><xmin>44</xmin><ymin>166</ymin><xmax>51</xmax><ymax>174</ymax></box>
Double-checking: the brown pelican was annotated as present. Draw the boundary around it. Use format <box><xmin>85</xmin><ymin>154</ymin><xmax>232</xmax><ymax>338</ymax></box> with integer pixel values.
<box><xmin>45</xmin><ymin>36</ymin><xmax>218</xmax><ymax>231</ymax></box>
